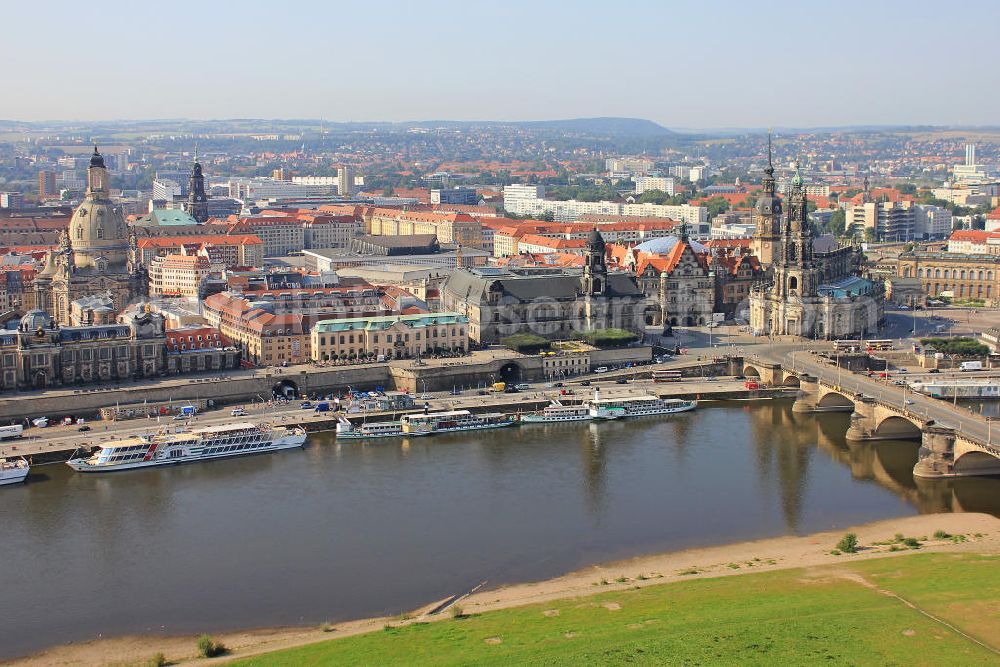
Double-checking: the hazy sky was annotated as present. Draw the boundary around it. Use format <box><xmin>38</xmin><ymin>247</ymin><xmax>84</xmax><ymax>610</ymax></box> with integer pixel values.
<box><xmin>4</xmin><ymin>0</ymin><xmax>998</xmax><ymax>128</ymax></box>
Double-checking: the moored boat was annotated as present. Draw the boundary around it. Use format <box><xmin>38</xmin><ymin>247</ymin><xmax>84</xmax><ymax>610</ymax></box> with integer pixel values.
<box><xmin>335</xmin><ymin>416</ymin><xmax>431</xmax><ymax>439</ymax></box>
<box><xmin>0</xmin><ymin>457</ymin><xmax>29</xmax><ymax>486</ymax></box>
<box><xmin>589</xmin><ymin>394</ymin><xmax>697</xmax><ymax>420</ymax></box>
<box><xmin>65</xmin><ymin>422</ymin><xmax>307</xmax><ymax>473</ymax></box>
<box><xmin>400</xmin><ymin>409</ymin><xmax>514</xmax><ymax>434</ymax></box>
<box><xmin>521</xmin><ymin>401</ymin><xmax>592</xmax><ymax>423</ymax></box>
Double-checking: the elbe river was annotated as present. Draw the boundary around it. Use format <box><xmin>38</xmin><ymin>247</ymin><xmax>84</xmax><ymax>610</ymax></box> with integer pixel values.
<box><xmin>2</xmin><ymin>400</ymin><xmax>999</xmax><ymax>659</ymax></box>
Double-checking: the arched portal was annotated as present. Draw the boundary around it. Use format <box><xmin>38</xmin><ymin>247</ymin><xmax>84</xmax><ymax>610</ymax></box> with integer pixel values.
<box><xmin>272</xmin><ymin>379</ymin><xmax>299</xmax><ymax>399</ymax></box>
<box><xmin>498</xmin><ymin>362</ymin><xmax>522</xmax><ymax>384</ymax></box>
<box><xmin>872</xmin><ymin>416</ymin><xmax>922</xmax><ymax>440</ymax></box>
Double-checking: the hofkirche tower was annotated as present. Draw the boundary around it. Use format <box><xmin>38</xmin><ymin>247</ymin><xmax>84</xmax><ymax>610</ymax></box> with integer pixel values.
<box><xmin>752</xmin><ymin>133</ymin><xmax>782</xmax><ymax>266</ymax></box>
<box><xmin>34</xmin><ymin>147</ymin><xmax>146</xmax><ymax>324</ymax></box>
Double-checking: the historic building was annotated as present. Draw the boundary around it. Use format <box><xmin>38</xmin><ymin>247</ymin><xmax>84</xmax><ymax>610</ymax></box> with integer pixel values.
<box><xmin>442</xmin><ymin>228</ymin><xmax>655</xmax><ymax>343</ymax></box>
<box><xmin>311</xmin><ymin>313</ymin><xmax>469</xmax><ymax>361</ymax></box>
<box><xmin>0</xmin><ymin>307</ymin><xmax>166</xmax><ymax>390</ymax></box>
<box><xmin>34</xmin><ymin>148</ymin><xmax>146</xmax><ymax>325</ymax></box>
<box><xmin>749</xmin><ymin>145</ymin><xmax>882</xmax><ymax>339</ymax></box>
<box><xmin>895</xmin><ymin>250</ymin><xmax>1000</xmax><ymax>305</ymax></box>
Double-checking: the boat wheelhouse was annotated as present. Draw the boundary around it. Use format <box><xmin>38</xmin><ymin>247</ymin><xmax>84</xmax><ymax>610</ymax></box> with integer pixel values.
<box><xmin>66</xmin><ymin>422</ymin><xmax>306</xmax><ymax>473</ymax></box>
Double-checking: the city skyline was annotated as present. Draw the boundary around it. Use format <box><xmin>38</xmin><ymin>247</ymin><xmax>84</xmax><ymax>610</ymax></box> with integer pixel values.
<box><xmin>2</xmin><ymin>0</ymin><xmax>998</xmax><ymax>127</ymax></box>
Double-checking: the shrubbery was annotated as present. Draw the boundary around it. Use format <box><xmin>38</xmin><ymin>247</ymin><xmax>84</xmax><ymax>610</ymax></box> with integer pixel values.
<box><xmin>919</xmin><ymin>337</ymin><xmax>989</xmax><ymax>357</ymax></box>
<box><xmin>571</xmin><ymin>328</ymin><xmax>639</xmax><ymax>349</ymax></box>
<box><xmin>197</xmin><ymin>634</ymin><xmax>226</xmax><ymax>658</ymax></box>
<box><xmin>500</xmin><ymin>333</ymin><xmax>551</xmax><ymax>354</ymax></box>
<box><xmin>836</xmin><ymin>533</ymin><xmax>859</xmax><ymax>554</ymax></box>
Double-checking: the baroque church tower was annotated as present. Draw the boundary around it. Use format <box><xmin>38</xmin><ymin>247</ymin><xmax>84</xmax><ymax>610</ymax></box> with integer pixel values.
<box><xmin>771</xmin><ymin>166</ymin><xmax>819</xmax><ymax>300</ymax></box>
<box><xmin>752</xmin><ymin>133</ymin><xmax>782</xmax><ymax>266</ymax></box>
<box><xmin>34</xmin><ymin>147</ymin><xmax>146</xmax><ymax>325</ymax></box>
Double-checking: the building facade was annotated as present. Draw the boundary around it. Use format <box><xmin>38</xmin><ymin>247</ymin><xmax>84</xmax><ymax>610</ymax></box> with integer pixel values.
<box><xmin>311</xmin><ymin>313</ymin><xmax>468</xmax><ymax>361</ymax></box>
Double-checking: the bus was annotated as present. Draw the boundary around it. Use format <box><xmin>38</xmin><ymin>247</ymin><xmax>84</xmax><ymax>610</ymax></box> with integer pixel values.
<box><xmin>652</xmin><ymin>370</ymin><xmax>683</xmax><ymax>383</ymax></box>
<box><xmin>0</xmin><ymin>424</ymin><xmax>23</xmax><ymax>440</ymax></box>
<box><xmin>864</xmin><ymin>339</ymin><xmax>894</xmax><ymax>352</ymax></box>
<box><xmin>833</xmin><ymin>340</ymin><xmax>861</xmax><ymax>352</ymax></box>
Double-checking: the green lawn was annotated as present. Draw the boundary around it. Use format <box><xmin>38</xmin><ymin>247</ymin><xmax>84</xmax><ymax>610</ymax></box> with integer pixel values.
<box><xmin>232</xmin><ymin>553</ymin><xmax>1000</xmax><ymax>666</ymax></box>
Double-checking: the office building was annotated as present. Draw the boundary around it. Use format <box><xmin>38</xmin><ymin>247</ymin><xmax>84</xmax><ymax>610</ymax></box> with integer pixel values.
<box><xmin>431</xmin><ymin>187</ymin><xmax>477</xmax><ymax>205</ymax></box>
<box><xmin>38</xmin><ymin>171</ymin><xmax>57</xmax><ymax>198</ymax></box>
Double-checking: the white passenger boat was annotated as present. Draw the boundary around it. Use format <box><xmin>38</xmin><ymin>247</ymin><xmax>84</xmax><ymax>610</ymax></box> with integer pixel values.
<box><xmin>65</xmin><ymin>422</ymin><xmax>307</xmax><ymax>473</ymax></box>
<box><xmin>335</xmin><ymin>416</ymin><xmax>431</xmax><ymax>439</ymax></box>
<box><xmin>0</xmin><ymin>457</ymin><xmax>29</xmax><ymax>486</ymax></box>
<box><xmin>589</xmin><ymin>395</ymin><xmax>697</xmax><ymax>420</ymax></box>
<box><xmin>400</xmin><ymin>410</ymin><xmax>514</xmax><ymax>434</ymax></box>
<box><xmin>520</xmin><ymin>401</ymin><xmax>592</xmax><ymax>423</ymax></box>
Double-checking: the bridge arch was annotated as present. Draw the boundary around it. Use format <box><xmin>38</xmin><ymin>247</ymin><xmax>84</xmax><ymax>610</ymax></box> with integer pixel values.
<box><xmin>742</xmin><ymin>365</ymin><xmax>761</xmax><ymax>378</ymax></box>
<box><xmin>782</xmin><ymin>373</ymin><xmax>800</xmax><ymax>387</ymax></box>
<box><xmin>872</xmin><ymin>415</ymin><xmax>922</xmax><ymax>440</ymax></box>
<box><xmin>953</xmin><ymin>450</ymin><xmax>1000</xmax><ymax>475</ymax></box>
<box><xmin>816</xmin><ymin>391</ymin><xmax>854</xmax><ymax>410</ymax></box>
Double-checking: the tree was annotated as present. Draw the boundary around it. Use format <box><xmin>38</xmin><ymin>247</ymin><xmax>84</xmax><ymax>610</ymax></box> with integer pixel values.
<box><xmin>863</xmin><ymin>228</ymin><xmax>876</xmax><ymax>243</ymax></box>
<box><xmin>538</xmin><ymin>210</ymin><xmax>555</xmax><ymax>222</ymax></box>
<box><xmin>828</xmin><ymin>208</ymin><xmax>847</xmax><ymax>236</ymax></box>
<box><xmin>704</xmin><ymin>196</ymin><xmax>730</xmax><ymax>217</ymax></box>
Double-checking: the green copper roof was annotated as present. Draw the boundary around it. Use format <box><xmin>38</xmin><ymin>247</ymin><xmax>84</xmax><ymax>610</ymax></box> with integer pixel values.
<box><xmin>314</xmin><ymin>312</ymin><xmax>468</xmax><ymax>333</ymax></box>
<box><xmin>137</xmin><ymin>209</ymin><xmax>199</xmax><ymax>226</ymax></box>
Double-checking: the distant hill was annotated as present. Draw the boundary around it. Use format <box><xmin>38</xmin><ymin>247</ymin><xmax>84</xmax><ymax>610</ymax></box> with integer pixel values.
<box><xmin>511</xmin><ymin>117</ymin><xmax>673</xmax><ymax>137</ymax></box>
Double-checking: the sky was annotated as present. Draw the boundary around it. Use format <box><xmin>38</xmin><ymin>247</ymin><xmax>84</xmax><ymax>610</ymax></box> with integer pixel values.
<box><xmin>3</xmin><ymin>0</ymin><xmax>999</xmax><ymax>128</ymax></box>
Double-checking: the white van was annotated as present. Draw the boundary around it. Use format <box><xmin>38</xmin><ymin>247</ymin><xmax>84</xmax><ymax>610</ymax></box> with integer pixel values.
<box><xmin>594</xmin><ymin>366</ymin><xmax>609</xmax><ymax>373</ymax></box>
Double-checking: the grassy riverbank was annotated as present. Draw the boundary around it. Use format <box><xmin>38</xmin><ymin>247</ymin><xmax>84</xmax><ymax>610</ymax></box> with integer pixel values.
<box><xmin>232</xmin><ymin>552</ymin><xmax>1000</xmax><ymax>666</ymax></box>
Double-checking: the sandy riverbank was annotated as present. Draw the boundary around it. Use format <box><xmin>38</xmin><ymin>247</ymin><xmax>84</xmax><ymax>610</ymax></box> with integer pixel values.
<box><xmin>9</xmin><ymin>512</ymin><xmax>1000</xmax><ymax>666</ymax></box>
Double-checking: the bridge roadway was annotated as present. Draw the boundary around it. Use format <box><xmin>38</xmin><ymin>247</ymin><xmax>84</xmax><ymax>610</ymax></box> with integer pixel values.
<box><xmin>0</xmin><ymin>376</ymin><xmax>788</xmax><ymax>462</ymax></box>
<box><xmin>755</xmin><ymin>344</ymin><xmax>997</xmax><ymax>446</ymax></box>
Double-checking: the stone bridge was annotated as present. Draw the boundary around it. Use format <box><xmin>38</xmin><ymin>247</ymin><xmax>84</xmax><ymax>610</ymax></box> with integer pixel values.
<box><xmin>789</xmin><ymin>372</ymin><xmax>1000</xmax><ymax>478</ymax></box>
<box><xmin>740</xmin><ymin>357</ymin><xmax>1000</xmax><ymax>477</ymax></box>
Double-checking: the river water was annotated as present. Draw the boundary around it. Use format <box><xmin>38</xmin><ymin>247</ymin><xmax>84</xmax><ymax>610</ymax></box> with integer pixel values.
<box><xmin>2</xmin><ymin>400</ymin><xmax>999</xmax><ymax>659</ymax></box>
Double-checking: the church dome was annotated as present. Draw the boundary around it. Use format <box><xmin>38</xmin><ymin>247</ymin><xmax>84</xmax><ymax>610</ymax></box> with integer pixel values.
<box><xmin>89</xmin><ymin>146</ymin><xmax>105</xmax><ymax>169</ymax></box>
<box><xmin>68</xmin><ymin>147</ymin><xmax>130</xmax><ymax>272</ymax></box>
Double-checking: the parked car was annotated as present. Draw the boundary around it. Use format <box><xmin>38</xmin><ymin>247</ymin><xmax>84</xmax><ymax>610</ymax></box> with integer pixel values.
<box><xmin>615</xmin><ymin>378</ymin><xmax>629</xmax><ymax>384</ymax></box>
<box><xmin>581</xmin><ymin>380</ymin><xmax>592</xmax><ymax>386</ymax></box>
<box><xmin>594</xmin><ymin>366</ymin><xmax>609</xmax><ymax>374</ymax></box>
<box><xmin>300</xmin><ymin>401</ymin><xmax>313</xmax><ymax>409</ymax></box>
<box><xmin>77</xmin><ymin>425</ymin><xmax>91</xmax><ymax>432</ymax></box>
